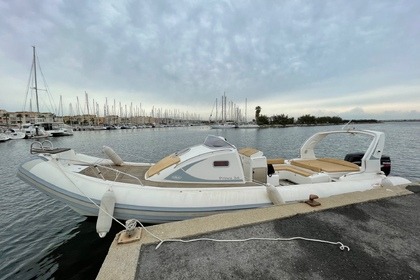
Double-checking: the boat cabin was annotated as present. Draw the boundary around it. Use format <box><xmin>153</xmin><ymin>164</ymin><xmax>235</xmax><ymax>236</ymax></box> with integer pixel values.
<box><xmin>144</xmin><ymin>130</ymin><xmax>387</xmax><ymax>186</ymax></box>
<box><xmin>146</xmin><ymin>135</ymin><xmax>258</xmax><ymax>184</ymax></box>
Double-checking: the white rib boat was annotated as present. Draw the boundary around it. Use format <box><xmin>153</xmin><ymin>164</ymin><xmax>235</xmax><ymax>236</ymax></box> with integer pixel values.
<box><xmin>6</xmin><ymin>128</ymin><xmax>26</xmax><ymax>140</ymax></box>
<box><xmin>0</xmin><ymin>133</ymin><xmax>11</xmax><ymax>142</ymax></box>
<box><xmin>17</xmin><ymin>129</ymin><xmax>410</xmax><ymax>226</ymax></box>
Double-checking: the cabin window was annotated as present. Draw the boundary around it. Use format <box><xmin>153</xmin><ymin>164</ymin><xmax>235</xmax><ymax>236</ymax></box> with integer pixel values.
<box><xmin>213</xmin><ymin>161</ymin><xmax>229</xmax><ymax>167</ymax></box>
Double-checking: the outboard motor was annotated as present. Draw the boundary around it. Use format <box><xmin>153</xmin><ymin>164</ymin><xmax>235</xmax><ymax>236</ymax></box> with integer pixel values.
<box><xmin>344</xmin><ymin>153</ymin><xmax>391</xmax><ymax>176</ymax></box>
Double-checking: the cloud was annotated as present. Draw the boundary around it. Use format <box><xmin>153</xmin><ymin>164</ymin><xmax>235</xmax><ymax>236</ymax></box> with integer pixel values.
<box><xmin>0</xmin><ymin>1</ymin><xmax>420</xmax><ymax>120</ymax></box>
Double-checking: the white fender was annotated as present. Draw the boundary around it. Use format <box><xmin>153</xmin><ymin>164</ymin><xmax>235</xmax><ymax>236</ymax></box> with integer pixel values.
<box><xmin>265</xmin><ymin>183</ymin><xmax>284</xmax><ymax>205</ymax></box>
<box><xmin>103</xmin><ymin>146</ymin><xmax>124</xmax><ymax>166</ymax></box>
<box><xmin>96</xmin><ymin>189</ymin><xmax>116</xmax><ymax>238</ymax></box>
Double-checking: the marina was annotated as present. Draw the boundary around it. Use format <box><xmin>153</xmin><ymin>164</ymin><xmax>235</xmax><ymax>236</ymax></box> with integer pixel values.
<box><xmin>0</xmin><ymin>122</ymin><xmax>419</xmax><ymax>279</ymax></box>
<box><xmin>1</xmin><ymin>2</ymin><xmax>420</xmax><ymax>279</ymax></box>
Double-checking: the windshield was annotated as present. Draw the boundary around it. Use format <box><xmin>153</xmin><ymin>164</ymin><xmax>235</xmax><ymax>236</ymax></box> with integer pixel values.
<box><xmin>203</xmin><ymin>135</ymin><xmax>235</xmax><ymax>148</ymax></box>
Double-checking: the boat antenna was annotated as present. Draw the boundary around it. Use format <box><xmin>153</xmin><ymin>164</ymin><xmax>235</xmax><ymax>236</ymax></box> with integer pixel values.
<box><xmin>342</xmin><ymin>119</ymin><xmax>354</xmax><ymax>131</ymax></box>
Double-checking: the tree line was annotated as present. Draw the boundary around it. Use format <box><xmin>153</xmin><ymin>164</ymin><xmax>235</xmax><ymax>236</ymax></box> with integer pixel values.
<box><xmin>254</xmin><ymin>106</ymin><xmax>378</xmax><ymax>126</ymax></box>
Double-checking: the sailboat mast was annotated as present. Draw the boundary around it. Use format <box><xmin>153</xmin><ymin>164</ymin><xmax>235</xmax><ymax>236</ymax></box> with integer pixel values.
<box><xmin>215</xmin><ymin>98</ymin><xmax>218</xmax><ymax>122</ymax></box>
<box><xmin>245</xmin><ymin>98</ymin><xmax>247</xmax><ymax>123</ymax></box>
<box><xmin>59</xmin><ymin>95</ymin><xmax>63</xmax><ymax>117</ymax></box>
<box><xmin>223</xmin><ymin>92</ymin><xmax>227</xmax><ymax>123</ymax></box>
<box><xmin>85</xmin><ymin>91</ymin><xmax>90</xmax><ymax>115</ymax></box>
<box><xmin>32</xmin><ymin>46</ymin><xmax>40</xmax><ymax>113</ymax></box>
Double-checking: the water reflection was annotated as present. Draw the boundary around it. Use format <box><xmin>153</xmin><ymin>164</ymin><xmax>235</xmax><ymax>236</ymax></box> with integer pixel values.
<box><xmin>16</xmin><ymin>219</ymin><xmax>125</xmax><ymax>280</ymax></box>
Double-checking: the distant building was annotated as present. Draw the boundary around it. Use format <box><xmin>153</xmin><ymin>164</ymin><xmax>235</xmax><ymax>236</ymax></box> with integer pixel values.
<box><xmin>0</xmin><ymin>110</ymin><xmax>56</xmax><ymax>127</ymax></box>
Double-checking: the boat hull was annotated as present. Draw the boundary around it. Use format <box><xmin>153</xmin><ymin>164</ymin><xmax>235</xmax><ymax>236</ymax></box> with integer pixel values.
<box><xmin>17</xmin><ymin>155</ymin><xmax>411</xmax><ymax>224</ymax></box>
<box><xmin>17</xmin><ymin>159</ymin><xmax>268</xmax><ymax>223</ymax></box>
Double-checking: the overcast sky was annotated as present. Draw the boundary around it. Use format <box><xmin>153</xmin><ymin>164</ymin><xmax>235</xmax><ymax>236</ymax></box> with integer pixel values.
<box><xmin>1</xmin><ymin>0</ymin><xmax>419</xmax><ymax>120</ymax></box>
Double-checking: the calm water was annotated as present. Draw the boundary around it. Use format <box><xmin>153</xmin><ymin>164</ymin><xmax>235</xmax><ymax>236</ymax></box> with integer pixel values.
<box><xmin>0</xmin><ymin>122</ymin><xmax>419</xmax><ymax>279</ymax></box>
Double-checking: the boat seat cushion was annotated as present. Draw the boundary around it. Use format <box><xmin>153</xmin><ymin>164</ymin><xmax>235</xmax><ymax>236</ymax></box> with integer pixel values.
<box><xmin>146</xmin><ymin>154</ymin><xmax>180</xmax><ymax>177</ymax></box>
<box><xmin>267</xmin><ymin>158</ymin><xmax>285</xmax><ymax>164</ymax></box>
<box><xmin>318</xmin><ymin>158</ymin><xmax>360</xmax><ymax>170</ymax></box>
<box><xmin>291</xmin><ymin>158</ymin><xmax>360</xmax><ymax>173</ymax></box>
<box><xmin>273</xmin><ymin>164</ymin><xmax>331</xmax><ymax>184</ymax></box>
<box><xmin>272</xmin><ymin>164</ymin><xmax>314</xmax><ymax>177</ymax></box>
<box><xmin>239</xmin><ymin>147</ymin><xmax>260</xmax><ymax>157</ymax></box>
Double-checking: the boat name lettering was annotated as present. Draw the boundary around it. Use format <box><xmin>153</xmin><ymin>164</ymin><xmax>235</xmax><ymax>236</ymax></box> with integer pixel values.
<box><xmin>219</xmin><ymin>176</ymin><xmax>240</xmax><ymax>180</ymax></box>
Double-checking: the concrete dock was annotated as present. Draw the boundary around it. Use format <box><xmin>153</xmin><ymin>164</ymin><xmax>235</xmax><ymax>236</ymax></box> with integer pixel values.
<box><xmin>97</xmin><ymin>184</ymin><xmax>420</xmax><ymax>280</ymax></box>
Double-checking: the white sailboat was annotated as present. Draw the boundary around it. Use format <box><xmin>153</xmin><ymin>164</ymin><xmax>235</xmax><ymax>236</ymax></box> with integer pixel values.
<box><xmin>210</xmin><ymin>93</ymin><xmax>236</xmax><ymax>129</ymax></box>
<box><xmin>236</xmin><ymin>98</ymin><xmax>259</xmax><ymax>129</ymax></box>
<box><xmin>23</xmin><ymin>46</ymin><xmax>73</xmax><ymax>137</ymax></box>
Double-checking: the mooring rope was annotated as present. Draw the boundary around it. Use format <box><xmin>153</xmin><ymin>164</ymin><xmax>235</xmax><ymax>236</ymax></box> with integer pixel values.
<box><xmin>129</xmin><ymin>219</ymin><xmax>350</xmax><ymax>251</ymax></box>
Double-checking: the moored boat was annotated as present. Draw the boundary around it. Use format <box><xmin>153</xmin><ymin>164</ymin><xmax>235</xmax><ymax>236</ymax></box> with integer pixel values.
<box><xmin>6</xmin><ymin>128</ymin><xmax>26</xmax><ymax>140</ymax></box>
<box><xmin>36</xmin><ymin>122</ymin><xmax>74</xmax><ymax>137</ymax></box>
<box><xmin>210</xmin><ymin>122</ymin><xmax>237</xmax><ymax>129</ymax></box>
<box><xmin>17</xmin><ymin>129</ymin><xmax>411</xmax><ymax>232</ymax></box>
<box><xmin>236</xmin><ymin>122</ymin><xmax>259</xmax><ymax>129</ymax></box>
<box><xmin>0</xmin><ymin>133</ymin><xmax>11</xmax><ymax>142</ymax></box>
<box><xmin>20</xmin><ymin>123</ymin><xmax>49</xmax><ymax>139</ymax></box>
